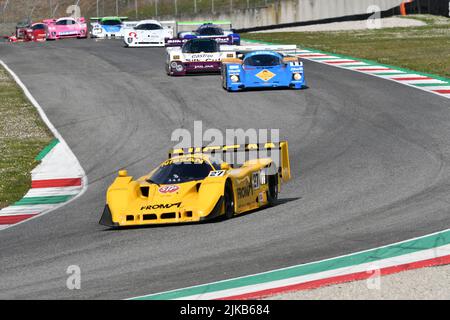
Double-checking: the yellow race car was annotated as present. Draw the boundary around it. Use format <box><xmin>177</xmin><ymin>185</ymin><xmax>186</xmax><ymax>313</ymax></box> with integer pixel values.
<box><xmin>99</xmin><ymin>142</ymin><xmax>291</xmax><ymax>227</ymax></box>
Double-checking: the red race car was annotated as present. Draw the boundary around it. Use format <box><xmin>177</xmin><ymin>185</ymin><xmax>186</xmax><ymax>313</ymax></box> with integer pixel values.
<box><xmin>24</xmin><ymin>23</ymin><xmax>47</xmax><ymax>42</ymax></box>
<box><xmin>8</xmin><ymin>21</ymin><xmax>47</xmax><ymax>42</ymax></box>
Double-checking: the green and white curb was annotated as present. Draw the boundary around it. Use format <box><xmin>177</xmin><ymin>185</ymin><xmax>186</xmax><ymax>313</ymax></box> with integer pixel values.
<box><xmin>130</xmin><ymin>229</ymin><xmax>450</xmax><ymax>300</ymax></box>
<box><xmin>242</xmin><ymin>39</ymin><xmax>450</xmax><ymax>99</ymax></box>
<box><xmin>0</xmin><ymin>60</ymin><xmax>87</xmax><ymax>231</ymax></box>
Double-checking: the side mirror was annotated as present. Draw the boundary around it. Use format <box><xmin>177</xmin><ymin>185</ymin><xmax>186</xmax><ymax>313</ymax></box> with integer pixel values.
<box><xmin>118</xmin><ymin>169</ymin><xmax>128</xmax><ymax>177</ymax></box>
<box><xmin>220</xmin><ymin>162</ymin><xmax>231</xmax><ymax>170</ymax></box>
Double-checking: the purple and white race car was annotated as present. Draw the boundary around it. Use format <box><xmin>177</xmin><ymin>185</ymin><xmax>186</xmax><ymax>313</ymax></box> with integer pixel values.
<box><xmin>165</xmin><ymin>37</ymin><xmax>236</xmax><ymax>76</ymax></box>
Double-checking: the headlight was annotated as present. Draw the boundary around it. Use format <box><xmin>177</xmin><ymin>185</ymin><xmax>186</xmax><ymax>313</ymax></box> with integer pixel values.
<box><xmin>293</xmin><ymin>73</ymin><xmax>302</xmax><ymax>81</ymax></box>
<box><xmin>230</xmin><ymin>75</ymin><xmax>239</xmax><ymax>83</ymax></box>
<box><xmin>170</xmin><ymin>61</ymin><xmax>178</xmax><ymax>68</ymax></box>
<box><xmin>176</xmin><ymin>64</ymin><xmax>184</xmax><ymax>72</ymax></box>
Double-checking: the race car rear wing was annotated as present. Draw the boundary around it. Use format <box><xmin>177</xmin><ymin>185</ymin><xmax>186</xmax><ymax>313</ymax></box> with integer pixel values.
<box><xmin>90</xmin><ymin>16</ymin><xmax>129</xmax><ymax>21</ymax></box>
<box><xmin>176</xmin><ymin>20</ymin><xmax>233</xmax><ymax>33</ymax></box>
<box><xmin>161</xmin><ymin>20</ymin><xmax>176</xmax><ymax>29</ymax></box>
<box><xmin>42</xmin><ymin>19</ymin><xmax>56</xmax><ymax>25</ymax></box>
<box><xmin>222</xmin><ymin>44</ymin><xmax>298</xmax><ymax>55</ymax></box>
<box><xmin>168</xmin><ymin>141</ymin><xmax>291</xmax><ymax>182</ymax></box>
<box><xmin>165</xmin><ymin>35</ymin><xmax>234</xmax><ymax>47</ymax></box>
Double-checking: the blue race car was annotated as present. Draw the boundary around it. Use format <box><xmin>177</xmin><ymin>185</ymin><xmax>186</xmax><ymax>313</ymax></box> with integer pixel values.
<box><xmin>221</xmin><ymin>50</ymin><xmax>306</xmax><ymax>92</ymax></box>
<box><xmin>176</xmin><ymin>21</ymin><xmax>240</xmax><ymax>45</ymax></box>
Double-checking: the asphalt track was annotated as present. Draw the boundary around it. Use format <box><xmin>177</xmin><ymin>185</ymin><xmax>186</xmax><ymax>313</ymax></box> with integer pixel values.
<box><xmin>0</xmin><ymin>39</ymin><xmax>449</xmax><ymax>299</ymax></box>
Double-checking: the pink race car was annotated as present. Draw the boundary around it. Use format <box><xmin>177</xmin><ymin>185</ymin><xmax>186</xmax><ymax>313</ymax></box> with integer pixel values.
<box><xmin>44</xmin><ymin>17</ymin><xmax>88</xmax><ymax>40</ymax></box>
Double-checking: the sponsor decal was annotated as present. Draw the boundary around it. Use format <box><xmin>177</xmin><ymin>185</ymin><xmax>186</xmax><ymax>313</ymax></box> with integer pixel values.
<box><xmin>258</xmin><ymin>192</ymin><xmax>264</xmax><ymax>203</ymax></box>
<box><xmin>255</xmin><ymin>69</ymin><xmax>276</xmax><ymax>82</ymax></box>
<box><xmin>158</xmin><ymin>185</ymin><xmax>180</xmax><ymax>193</ymax></box>
<box><xmin>190</xmin><ymin>64</ymin><xmax>218</xmax><ymax>69</ymax></box>
<box><xmin>252</xmin><ymin>172</ymin><xmax>260</xmax><ymax>190</ymax></box>
<box><xmin>209</xmin><ymin>170</ymin><xmax>225</xmax><ymax>177</ymax></box>
<box><xmin>140</xmin><ymin>202</ymin><xmax>182</xmax><ymax>210</ymax></box>
<box><xmin>59</xmin><ymin>31</ymin><xmax>77</xmax><ymax>36</ymax></box>
<box><xmin>237</xmin><ymin>182</ymin><xmax>253</xmax><ymax>199</ymax></box>
<box><xmin>185</xmin><ymin>53</ymin><xmax>219</xmax><ymax>62</ymax></box>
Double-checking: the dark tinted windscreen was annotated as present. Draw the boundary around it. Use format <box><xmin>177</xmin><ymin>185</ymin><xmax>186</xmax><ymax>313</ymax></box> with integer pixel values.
<box><xmin>244</xmin><ymin>54</ymin><xmax>281</xmax><ymax>66</ymax></box>
<box><xmin>149</xmin><ymin>162</ymin><xmax>212</xmax><ymax>184</ymax></box>
<box><xmin>101</xmin><ymin>19</ymin><xmax>121</xmax><ymax>26</ymax></box>
<box><xmin>197</xmin><ymin>27</ymin><xmax>223</xmax><ymax>36</ymax></box>
<box><xmin>135</xmin><ymin>23</ymin><xmax>162</xmax><ymax>30</ymax></box>
<box><xmin>182</xmin><ymin>39</ymin><xmax>219</xmax><ymax>53</ymax></box>
<box><xmin>55</xmin><ymin>20</ymin><xmax>68</xmax><ymax>25</ymax></box>
<box><xmin>32</xmin><ymin>24</ymin><xmax>45</xmax><ymax>30</ymax></box>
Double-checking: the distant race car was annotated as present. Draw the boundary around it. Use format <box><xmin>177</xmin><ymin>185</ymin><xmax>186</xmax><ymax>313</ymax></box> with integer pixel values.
<box><xmin>123</xmin><ymin>20</ymin><xmax>174</xmax><ymax>47</ymax></box>
<box><xmin>15</xmin><ymin>19</ymin><xmax>32</xmax><ymax>39</ymax></box>
<box><xmin>166</xmin><ymin>37</ymin><xmax>236</xmax><ymax>76</ymax></box>
<box><xmin>99</xmin><ymin>142</ymin><xmax>291</xmax><ymax>227</ymax></box>
<box><xmin>170</xmin><ymin>21</ymin><xmax>240</xmax><ymax>45</ymax></box>
<box><xmin>24</xmin><ymin>22</ymin><xmax>47</xmax><ymax>42</ymax></box>
<box><xmin>221</xmin><ymin>46</ymin><xmax>306</xmax><ymax>91</ymax></box>
<box><xmin>90</xmin><ymin>16</ymin><xmax>138</xmax><ymax>38</ymax></box>
<box><xmin>7</xmin><ymin>21</ymin><xmax>47</xmax><ymax>42</ymax></box>
<box><xmin>44</xmin><ymin>17</ymin><xmax>88</xmax><ymax>40</ymax></box>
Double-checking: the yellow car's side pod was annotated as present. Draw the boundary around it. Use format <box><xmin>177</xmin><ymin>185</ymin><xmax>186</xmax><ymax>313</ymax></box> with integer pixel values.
<box><xmin>100</xmin><ymin>141</ymin><xmax>291</xmax><ymax>228</ymax></box>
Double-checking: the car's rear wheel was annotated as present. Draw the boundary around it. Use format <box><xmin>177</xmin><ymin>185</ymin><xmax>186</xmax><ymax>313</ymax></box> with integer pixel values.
<box><xmin>267</xmin><ymin>174</ymin><xmax>278</xmax><ymax>206</ymax></box>
<box><xmin>224</xmin><ymin>181</ymin><xmax>235</xmax><ymax>219</ymax></box>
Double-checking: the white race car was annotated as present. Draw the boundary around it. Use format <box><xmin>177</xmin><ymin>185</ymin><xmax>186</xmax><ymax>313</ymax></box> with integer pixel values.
<box><xmin>123</xmin><ymin>20</ymin><xmax>175</xmax><ymax>47</ymax></box>
<box><xmin>90</xmin><ymin>17</ymin><xmax>138</xmax><ymax>39</ymax></box>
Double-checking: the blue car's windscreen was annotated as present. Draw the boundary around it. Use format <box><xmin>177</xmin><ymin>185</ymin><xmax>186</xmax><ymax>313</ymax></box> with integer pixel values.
<box><xmin>149</xmin><ymin>162</ymin><xmax>212</xmax><ymax>184</ymax></box>
<box><xmin>244</xmin><ymin>55</ymin><xmax>281</xmax><ymax>67</ymax></box>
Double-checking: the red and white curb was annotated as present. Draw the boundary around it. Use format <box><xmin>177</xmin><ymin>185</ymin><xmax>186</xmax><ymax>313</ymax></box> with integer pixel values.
<box><xmin>131</xmin><ymin>228</ymin><xmax>450</xmax><ymax>300</ymax></box>
<box><xmin>296</xmin><ymin>50</ymin><xmax>450</xmax><ymax>99</ymax></box>
<box><xmin>0</xmin><ymin>60</ymin><xmax>87</xmax><ymax>231</ymax></box>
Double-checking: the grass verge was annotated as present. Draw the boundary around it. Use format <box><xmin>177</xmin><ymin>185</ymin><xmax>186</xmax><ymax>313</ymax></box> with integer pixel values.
<box><xmin>0</xmin><ymin>65</ymin><xmax>53</xmax><ymax>209</ymax></box>
<box><xmin>242</xmin><ymin>15</ymin><xmax>450</xmax><ymax>78</ymax></box>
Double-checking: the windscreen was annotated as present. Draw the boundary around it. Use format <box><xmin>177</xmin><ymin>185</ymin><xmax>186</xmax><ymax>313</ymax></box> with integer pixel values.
<box><xmin>149</xmin><ymin>160</ymin><xmax>212</xmax><ymax>184</ymax></box>
<box><xmin>32</xmin><ymin>24</ymin><xmax>45</xmax><ymax>30</ymax></box>
<box><xmin>101</xmin><ymin>19</ymin><xmax>122</xmax><ymax>26</ymax></box>
<box><xmin>182</xmin><ymin>39</ymin><xmax>219</xmax><ymax>53</ymax></box>
<box><xmin>197</xmin><ymin>26</ymin><xmax>223</xmax><ymax>36</ymax></box>
<box><xmin>135</xmin><ymin>23</ymin><xmax>162</xmax><ymax>30</ymax></box>
<box><xmin>244</xmin><ymin>54</ymin><xmax>281</xmax><ymax>67</ymax></box>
